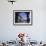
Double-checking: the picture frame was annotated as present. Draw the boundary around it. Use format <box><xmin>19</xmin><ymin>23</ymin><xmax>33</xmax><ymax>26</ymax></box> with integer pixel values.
<box><xmin>13</xmin><ymin>10</ymin><xmax>33</xmax><ymax>26</ymax></box>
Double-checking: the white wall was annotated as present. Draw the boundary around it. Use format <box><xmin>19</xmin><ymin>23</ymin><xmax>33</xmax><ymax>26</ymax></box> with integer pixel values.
<box><xmin>0</xmin><ymin>0</ymin><xmax>46</xmax><ymax>42</ymax></box>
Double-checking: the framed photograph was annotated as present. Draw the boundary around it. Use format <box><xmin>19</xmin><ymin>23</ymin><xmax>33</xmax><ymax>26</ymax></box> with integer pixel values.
<box><xmin>13</xmin><ymin>10</ymin><xmax>32</xmax><ymax>25</ymax></box>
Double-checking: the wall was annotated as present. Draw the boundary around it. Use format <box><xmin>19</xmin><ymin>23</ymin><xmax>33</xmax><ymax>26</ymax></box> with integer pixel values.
<box><xmin>0</xmin><ymin>0</ymin><xmax>46</xmax><ymax>42</ymax></box>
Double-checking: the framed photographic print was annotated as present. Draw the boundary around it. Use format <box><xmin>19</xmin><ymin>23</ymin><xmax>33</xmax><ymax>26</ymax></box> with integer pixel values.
<box><xmin>13</xmin><ymin>10</ymin><xmax>32</xmax><ymax>25</ymax></box>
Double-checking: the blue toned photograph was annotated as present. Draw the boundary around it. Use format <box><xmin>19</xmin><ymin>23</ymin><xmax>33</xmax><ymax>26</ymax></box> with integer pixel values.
<box><xmin>15</xmin><ymin>12</ymin><xmax>30</xmax><ymax>23</ymax></box>
<box><xmin>13</xmin><ymin>10</ymin><xmax>32</xmax><ymax>25</ymax></box>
